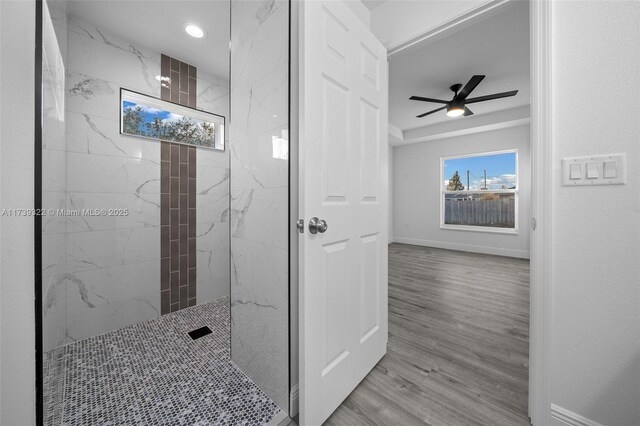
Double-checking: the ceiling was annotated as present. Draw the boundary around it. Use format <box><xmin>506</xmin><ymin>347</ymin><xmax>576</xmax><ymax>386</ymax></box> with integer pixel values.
<box><xmin>360</xmin><ymin>0</ymin><xmax>387</xmax><ymax>11</ymax></box>
<box><xmin>389</xmin><ymin>1</ymin><xmax>530</xmax><ymax>132</ymax></box>
<box><xmin>68</xmin><ymin>0</ymin><xmax>230</xmax><ymax>79</ymax></box>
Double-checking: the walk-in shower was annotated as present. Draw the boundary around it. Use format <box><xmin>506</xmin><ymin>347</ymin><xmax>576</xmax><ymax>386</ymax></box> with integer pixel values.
<box><xmin>39</xmin><ymin>0</ymin><xmax>290</xmax><ymax>423</ymax></box>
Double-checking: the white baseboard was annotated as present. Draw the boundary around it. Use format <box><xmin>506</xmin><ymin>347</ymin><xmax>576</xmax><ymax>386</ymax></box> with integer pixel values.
<box><xmin>551</xmin><ymin>404</ymin><xmax>605</xmax><ymax>426</ymax></box>
<box><xmin>392</xmin><ymin>236</ymin><xmax>530</xmax><ymax>259</ymax></box>
<box><xmin>289</xmin><ymin>383</ymin><xmax>299</xmax><ymax>417</ymax></box>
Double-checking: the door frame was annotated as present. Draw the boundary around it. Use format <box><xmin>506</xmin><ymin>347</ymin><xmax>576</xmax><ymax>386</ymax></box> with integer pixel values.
<box><xmin>386</xmin><ymin>0</ymin><xmax>552</xmax><ymax>424</ymax></box>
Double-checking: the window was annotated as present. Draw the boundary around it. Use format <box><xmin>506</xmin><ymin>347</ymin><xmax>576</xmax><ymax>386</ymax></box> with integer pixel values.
<box><xmin>441</xmin><ymin>150</ymin><xmax>518</xmax><ymax>233</ymax></box>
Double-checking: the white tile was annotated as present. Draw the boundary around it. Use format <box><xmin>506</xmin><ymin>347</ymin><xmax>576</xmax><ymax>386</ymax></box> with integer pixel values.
<box><xmin>66</xmin><ymin>152</ymin><xmax>160</xmax><ymax>194</ymax></box>
<box><xmin>197</xmin><ymin>146</ymin><xmax>229</xmax><ymax>168</ymax></box>
<box><xmin>230</xmin><ymin>238</ymin><xmax>288</xmax><ymax>409</ymax></box>
<box><xmin>42</xmin><ymin>233</ymin><xmax>66</xmax><ymax>296</ymax></box>
<box><xmin>42</xmin><ymin>191</ymin><xmax>67</xmax><ymax>235</ymax></box>
<box><xmin>66</xmin><ymin>71</ymin><xmax>119</xmax><ymax>120</ymax></box>
<box><xmin>67</xmin><ymin>19</ymin><xmax>160</xmax><ymax>96</ymax></box>
<box><xmin>230</xmin><ymin>188</ymin><xmax>287</xmax><ymax>249</ymax></box>
<box><xmin>67</xmin><ymin>227</ymin><xmax>159</xmax><ymax>272</ymax></box>
<box><xmin>65</xmin><ymin>292</ymin><xmax>160</xmax><ymax>343</ymax></box>
<box><xmin>197</xmin><ymin>193</ymin><xmax>229</xmax><ymax>225</ymax></box>
<box><xmin>66</xmin><ymin>192</ymin><xmax>160</xmax><ymax>233</ymax></box>
<box><xmin>197</xmin><ymin>72</ymin><xmax>229</xmax><ymax>118</ymax></box>
<box><xmin>233</xmin><ymin>127</ymin><xmax>288</xmax><ymax>190</ymax></box>
<box><xmin>230</xmin><ymin>0</ymin><xmax>288</xmax><ymax>50</ymax></box>
<box><xmin>63</xmin><ymin>260</ymin><xmax>161</xmax><ymax>342</ymax></box>
<box><xmin>230</xmin><ymin>0</ymin><xmax>289</xmax><ymax>410</ymax></box>
<box><xmin>197</xmin><ymin>168</ymin><xmax>230</xmax><ymax>197</ymax></box>
<box><xmin>43</xmin><ymin>275</ymin><xmax>67</xmax><ymax>351</ymax></box>
<box><xmin>66</xmin><ymin>110</ymin><xmax>160</xmax><ymax>163</ymax></box>
<box><xmin>43</xmin><ymin>149</ymin><xmax>67</xmax><ymax>192</ymax></box>
<box><xmin>196</xmin><ymin>249</ymin><xmax>230</xmax><ymax>303</ymax></box>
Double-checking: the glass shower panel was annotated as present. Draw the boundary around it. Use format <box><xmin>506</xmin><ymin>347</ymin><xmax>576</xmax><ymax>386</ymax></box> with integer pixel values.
<box><xmin>40</xmin><ymin>0</ymin><xmax>242</xmax><ymax>423</ymax></box>
<box><xmin>230</xmin><ymin>0</ymin><xmax>290</xmax><ymax>412</ymax></box>
<box><xmin>41</xmin><ymin>0</ymin><xmax>231</xmax><ymax>350</ymax></box>
<box><xmin>41</xmin><ymin>0</ymin><xmax>292</xmax><ymax>422</ymax></box>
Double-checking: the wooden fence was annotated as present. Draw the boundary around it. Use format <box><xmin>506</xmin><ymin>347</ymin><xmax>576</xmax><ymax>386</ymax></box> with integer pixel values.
<box><xmin>444</xmin><ymin>198</ymin><xmax>515</xmax><ymax>228</ymax></box>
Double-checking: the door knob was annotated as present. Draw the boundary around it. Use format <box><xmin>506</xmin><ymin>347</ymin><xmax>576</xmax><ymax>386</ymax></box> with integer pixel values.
<box><xmin>308</xmin><ymin>217</ymin><xmax>328</xmax><ymax>234</ymax></box>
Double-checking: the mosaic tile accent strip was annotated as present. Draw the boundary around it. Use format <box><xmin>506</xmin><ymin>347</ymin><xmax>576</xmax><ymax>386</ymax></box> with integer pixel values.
<box><xmin>161</xmin><ymin>142</ymin><xmax>197</xmax><ymax>313</ymax></box>
<box><xmin>160</xmin><ymin>54</ymin><xmax>198</xmax><ymax>314</ymax></box>
<box><xmin>43</xmin><ymin>297</ymin><xmax>283</xmax><ymax>425</ymax></box>
<box><xmin>161</xmin><ymin>54</ymin><xmax>197</xmax><ymax>108</ymax></box>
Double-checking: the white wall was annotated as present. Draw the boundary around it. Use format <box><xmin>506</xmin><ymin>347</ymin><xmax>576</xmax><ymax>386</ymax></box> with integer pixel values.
<box><xmin>550</xmin><ymin>1</ymin><xmax>640</xmax><ymax>425</ymax></box>
<box><xmin>0</xmin><ymin>0</ymin><xmax>36</xmax><ymax>424</ymax></box>
<box><xmin>393</xmin><ymin>125</ymin><xmax>530</xmax><ymax>258</ymax></box>
<box><xmin>370</xmin><ymin>0</ymin><xmax>489</xmax><ymax>49</ymax></box>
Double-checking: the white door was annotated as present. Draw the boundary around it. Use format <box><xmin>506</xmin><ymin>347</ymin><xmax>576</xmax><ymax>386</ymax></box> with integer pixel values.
<box><xmin>298</xmin><ymin>1</ymin><xmax>388</xmax><ymax>424</ymax></box>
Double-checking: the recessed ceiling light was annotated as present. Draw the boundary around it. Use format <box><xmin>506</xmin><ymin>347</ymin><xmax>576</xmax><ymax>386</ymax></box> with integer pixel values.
<box><xmin>185</xmin><ymin>24</ymin><xmax>205</xmax><ymax>39</ymax></box>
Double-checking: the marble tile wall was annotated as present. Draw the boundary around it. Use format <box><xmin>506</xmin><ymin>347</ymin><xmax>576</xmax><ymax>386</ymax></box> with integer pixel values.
<box><xmin>195</xmin><ymin>67</ymin><xmax>230</xmax><ymax>307</ymax></box>
<box><xmin>61</xmin><ymin>17</ymin><xmax>162</xmax><ymax>348</ymax></box>
<box><xmin>230</xmin><ymin>0</ymin><xmax>290</xmax><ymax>411</ymax></box>
<box><xmin>42</xmin><ymin>14</ymin><xmax>231</xmax><ymax>351</ymax></box>
<box><xmin>42</xmin><ymin>0</ymin><xmax>69</xmax><ymax>351</ymax></box>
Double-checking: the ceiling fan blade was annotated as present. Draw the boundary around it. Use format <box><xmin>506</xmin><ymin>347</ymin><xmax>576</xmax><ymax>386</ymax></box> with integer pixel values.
<box><xmin>463</xmin><ymin>107</ymin><xmax>474</xmax><ymax>116</ymax></box>
<box><xmin>456</xmin><ymin>75</ymin><xmax>485</xmax><ymax>100</ymax></box>
<box><xmin>417</xmin><ymin>106</ymin><xmax>447</xmax><ymax>118</ymax></box>
<box><xmin>410</xmin><ymin>96</ymin><xmax>449</xmax><ymax>104</ymax></box>
<box><xmin>465</xmin><ymin>90</ymin><xmax>518</xmax><ymax>104</ymax></box>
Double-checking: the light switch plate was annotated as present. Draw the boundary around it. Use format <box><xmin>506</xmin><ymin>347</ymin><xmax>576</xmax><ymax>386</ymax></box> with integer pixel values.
<box><xmin>562</xmin><ymin>154</ymin><xmax>627</xmax><ymax>186</ymax></box>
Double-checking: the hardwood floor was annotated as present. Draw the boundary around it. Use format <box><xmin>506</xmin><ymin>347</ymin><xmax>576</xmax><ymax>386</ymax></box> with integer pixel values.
<box><xmin>325</xmin><ymin>243</ymin><xmax>531</xmax><ymax>426</ymax></box>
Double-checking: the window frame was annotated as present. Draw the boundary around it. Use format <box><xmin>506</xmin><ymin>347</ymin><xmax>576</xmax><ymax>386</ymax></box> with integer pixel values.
<box><xmin>439</xmin><ymin>149</ymin><xmax>519</xmax><ymax>234</ymax></box>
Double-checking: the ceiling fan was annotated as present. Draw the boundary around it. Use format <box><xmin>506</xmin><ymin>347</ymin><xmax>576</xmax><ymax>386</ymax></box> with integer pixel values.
<box><xmin>410</xmin><ymin>75</ymin><xmax>518</xmax><ymax>118</ymax></box>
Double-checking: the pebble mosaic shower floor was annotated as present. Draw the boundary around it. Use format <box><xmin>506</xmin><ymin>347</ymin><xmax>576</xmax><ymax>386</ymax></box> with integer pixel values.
<box><xmin>43</xmin><ymin>297</ymin><xmax>283</xmax><ymax>425</ymax></box>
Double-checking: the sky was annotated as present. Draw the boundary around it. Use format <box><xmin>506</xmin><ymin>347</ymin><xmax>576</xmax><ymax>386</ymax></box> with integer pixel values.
<box><xmin>443</xmin><ymin>152</ymin><xmax>517</xmax><ymax>190</ymax></box>
<box><xmin>122</xmin><ymin>100</ymin><xmax>212</xmax><ymax>130</ymax></box>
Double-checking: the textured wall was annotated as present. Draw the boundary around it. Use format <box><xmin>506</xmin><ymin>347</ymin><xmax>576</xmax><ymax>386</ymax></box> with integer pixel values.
<box><xmin>550</xmin><ymin>1</ymin><xmax>640</xmax><ymax>424</ymax></box>
<box><xmin>230</xmin><ymin>0</ymin><xmax>290</xmax><ymax>412</ymax></box>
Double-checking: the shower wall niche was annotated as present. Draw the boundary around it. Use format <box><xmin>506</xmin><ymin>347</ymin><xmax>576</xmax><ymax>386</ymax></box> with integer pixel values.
<box><xmin>42</xmin><ymin>0</ymin><xmax>231</xmax><ymax>351</ymax></box>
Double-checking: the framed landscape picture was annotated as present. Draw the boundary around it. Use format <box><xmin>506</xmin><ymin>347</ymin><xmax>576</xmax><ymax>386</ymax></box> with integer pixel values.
<box><xmin>120</xmin><ymin>88</ymin><xmax>225</xmax><ymax>151</ymax></box>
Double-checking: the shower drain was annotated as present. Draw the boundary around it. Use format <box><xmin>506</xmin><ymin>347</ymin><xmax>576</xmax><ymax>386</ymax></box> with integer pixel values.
<box><xmin>188</xmin><ymin>326</ymin><xmax>213</xmax><ymax>340</ymax></box>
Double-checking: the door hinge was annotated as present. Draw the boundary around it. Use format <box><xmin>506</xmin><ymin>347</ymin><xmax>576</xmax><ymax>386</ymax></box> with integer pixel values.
<box><xmin>530</xmin><ymin>217</ymin><xmax>537</xmax><ymax>231</ymax></box>
<box><xmin>296</xmin><ymin>219</ymin><xmax>304</xmax><ymax>233</ymax></box>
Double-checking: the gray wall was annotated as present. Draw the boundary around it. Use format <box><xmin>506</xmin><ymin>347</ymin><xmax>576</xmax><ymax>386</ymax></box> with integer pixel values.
<box><xmin>230</xmin><ymin>0</ymin><xmax>290</xmax><ymax>412</ymax></box>
<box><xmin>393</xmin><ymin>125</ymin><xmax>530</xmax><ymax>258</ymax></box>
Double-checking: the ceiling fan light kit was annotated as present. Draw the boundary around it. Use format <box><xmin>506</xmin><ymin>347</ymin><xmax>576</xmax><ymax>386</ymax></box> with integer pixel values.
<box><xmin>446</xmin><ymin>98</ymin><xmax>465</xmax><ymax>117</ymax></box>
<box><xmin>410</xmin><ymin>75</ymin><xmax>518</xmax><ymax>119</ymax></box>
